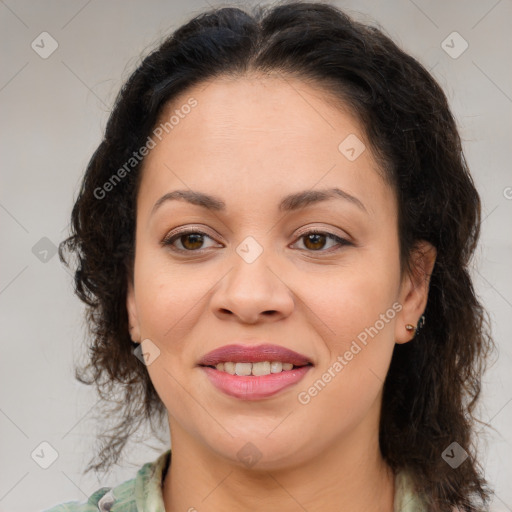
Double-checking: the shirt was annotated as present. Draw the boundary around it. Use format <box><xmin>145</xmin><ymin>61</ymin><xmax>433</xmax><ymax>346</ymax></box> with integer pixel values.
<box><xmin>43</xmin><ymin>449</ymin><xmax>428</xmax><ymax>511</ymax></box>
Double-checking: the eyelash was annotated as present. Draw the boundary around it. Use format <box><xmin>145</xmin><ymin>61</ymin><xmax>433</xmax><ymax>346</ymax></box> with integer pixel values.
<box><xmin>161</xmin><ymin>228</ymin><xmax>352</xmax><ymax>254</ymax></box>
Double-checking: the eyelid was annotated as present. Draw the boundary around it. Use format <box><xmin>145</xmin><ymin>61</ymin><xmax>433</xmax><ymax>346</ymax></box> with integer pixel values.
<box><xmin>161</xmin><ymin>225</ymin><xmax>223</xmax><ymax>250</ymax></box>
<box><xmin>293</xmin><ymin>224</ymin><xmax>351</xmax><ymax>241</ymax></box>
<box><xmin>290</xmin><ymin>228</ymin><xmax>352</xmax><ymax>252</ymax></box>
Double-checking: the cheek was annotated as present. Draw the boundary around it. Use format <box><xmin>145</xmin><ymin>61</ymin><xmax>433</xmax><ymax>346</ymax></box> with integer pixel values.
<box><xmin>293</xmin><ymin>256</ymin><xmax>399</xmax><ymax>406</ymax></box>
<box><xmin>296</xmin><ymin>280</ymin><xmax>397</xmax><ymax>434</ymax></box>
<box><xmin>297</xmin><ymin>264</ymin><xmax>399</xmax><ymax>345</ymax></box>
<box><xmin>133</xmin><ymin>250</ymin><xmax>210</xmax><ymax>343</ymax></box>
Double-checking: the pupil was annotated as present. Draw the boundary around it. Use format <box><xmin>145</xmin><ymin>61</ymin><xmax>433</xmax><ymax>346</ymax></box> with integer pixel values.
<box><xmin>183</xmin><ymin>233</ymin><xmax>203</xmax><ymax>249</ymax></box>
<box><xmin>305</xmin><ymin>233</ymin><xmax>325</xmax><ymax>250</ymax></box>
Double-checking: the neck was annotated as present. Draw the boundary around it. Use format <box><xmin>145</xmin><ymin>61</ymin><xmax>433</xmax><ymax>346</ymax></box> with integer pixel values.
<box><xmin>163</xmin><ymin>418</ymin><xmax>395</xmax><ymax>512</ymax></box>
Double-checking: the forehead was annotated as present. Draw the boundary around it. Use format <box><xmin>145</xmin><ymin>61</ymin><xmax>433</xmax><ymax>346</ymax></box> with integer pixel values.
<box><xmin>137</xmin><ymin>74</ymin><xmax>393</xmax><ymax>218</ymax></box>
<box><xmin>155</xmin><ymin>73</ymin><xmax>364</xmax><ymax>147</ymax></box>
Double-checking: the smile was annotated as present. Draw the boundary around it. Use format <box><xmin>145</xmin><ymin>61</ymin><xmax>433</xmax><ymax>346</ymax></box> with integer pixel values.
<box><xmin>200</xmin><ymin>363</ymin><xmax>313</xmax><ymax>400</ymax></box>
<box><xmin>197</xmin><ymin>343</ymin><xmax>314</xmax><ymax>400</ymax></box>
<box><xmin>208</xmin><ymin>361</ymin><xmax>309</xmax><ymax>376</ymax></box>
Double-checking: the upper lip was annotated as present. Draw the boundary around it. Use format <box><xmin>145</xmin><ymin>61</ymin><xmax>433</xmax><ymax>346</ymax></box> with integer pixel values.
<box><xmin>198</xmin><ymin>344</ymin><xmax>313</xmax><ymax>367</ymax></box>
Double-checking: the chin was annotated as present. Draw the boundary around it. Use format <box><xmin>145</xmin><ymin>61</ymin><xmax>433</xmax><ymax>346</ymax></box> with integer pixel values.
<box><xmin>205</xmin><ymin>428</ymin><xmax>311</xmax><ymax>472</ymax></box>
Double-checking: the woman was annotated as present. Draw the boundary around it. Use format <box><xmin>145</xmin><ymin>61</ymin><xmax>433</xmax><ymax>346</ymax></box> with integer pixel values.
<box><xmin>48</xmin><ymin>1</ymin><xmax>494</xmax><ymax>511</ymax></box>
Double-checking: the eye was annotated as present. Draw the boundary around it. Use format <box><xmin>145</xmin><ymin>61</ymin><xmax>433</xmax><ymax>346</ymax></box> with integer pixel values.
<box><xmin>162</xmin><ymin>227</ymin><xmax>351</xmax><ymax>254</ymax></box>
<box><xmin>162</xmin><ymin>229</ymin><xmax>222</xmax><ymax>252</ymax></box>
<box><xmin>292</xmin><ymin>230</ymin><xmax>351</xmax><ymax>252</ymax></box>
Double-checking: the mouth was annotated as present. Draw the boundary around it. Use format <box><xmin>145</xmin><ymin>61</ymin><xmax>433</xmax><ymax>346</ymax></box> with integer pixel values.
<box><xmin>200</xmin><ymin>361</ymin><xmax>313</xmax><ymax>376</ymax></box>
<box><xmin>198</xmin><ymin>343</ymin><xmax>314</xmax><ymax>400</ymax></box>
<box><xmin>198</xmin><ymin>343</ymin><xmax>313</xmax><ymax>367</ymax></box>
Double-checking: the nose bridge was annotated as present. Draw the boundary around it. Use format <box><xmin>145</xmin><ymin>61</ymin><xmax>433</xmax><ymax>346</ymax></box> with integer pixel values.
<box><xmin>211</xmin><ymin>234</ymin><xmax>294</xmax><ymax>322</ymax></box>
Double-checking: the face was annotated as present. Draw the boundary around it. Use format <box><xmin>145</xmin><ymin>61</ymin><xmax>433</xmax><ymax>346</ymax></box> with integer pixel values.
<box><xmin>126</xmin><ymin>74</ymin><xmax>435</xmax><ymax>471</ymax></box>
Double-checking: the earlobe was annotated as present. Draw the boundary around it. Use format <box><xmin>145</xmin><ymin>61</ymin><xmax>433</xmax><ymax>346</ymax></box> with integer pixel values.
<box><xmin>405</xmin><ymin>314</ymin><xmax>426</xmax><ymax>338</ymax></box>
<box><xmin>394</xmin><ymin>240</ymin><xmax>437</xmax><ymax>345</ymax></box>
<box><xmin>126</xmin><ymin>277</ymin><xmax>141</xmax><ymax>343</ymax></box>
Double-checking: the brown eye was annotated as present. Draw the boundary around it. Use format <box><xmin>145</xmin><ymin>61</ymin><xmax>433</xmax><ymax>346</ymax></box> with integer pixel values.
<box><xmin>180</xmin><ymin>233</ymin><xmax>205</xmax><ymax>250</ymax></box>
<box><xmin>293</xmin><ymin>230</ymin><xmax>351</xmax><ymax>253</ymax></box>
<box><xmin>303</xmin><ymin>233</ymin><xmax>327</xmax><ymax>250</ymax></box>
<box><xmin>163</xmin><ymin>230</ymin><xmax>220</xmax><ymax>252</ymax></box>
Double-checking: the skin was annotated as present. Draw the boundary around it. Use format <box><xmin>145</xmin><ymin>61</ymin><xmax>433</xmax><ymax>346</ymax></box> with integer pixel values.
<box><xmin>126</xmin><ymin>73</ymin><xmax>436</xmax><ymax>512</ymax></box>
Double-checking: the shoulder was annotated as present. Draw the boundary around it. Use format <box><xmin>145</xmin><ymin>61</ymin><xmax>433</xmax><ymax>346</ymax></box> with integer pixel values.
<box><xmin>394</xmin><ymin>469</ymin><xmax>464</xmax><ymax>512</ymax></box>
<box><xmin>394</xmin><ymin>469</ymin><xmax>428</xmax><ymax>512</ymax></box>
<box><xmin>42</xmin><ymin>449</ymin><xmax>171</xmax><ymax>512</ymax></box>
<box><xmin>42</xmin><ymin>486</ymin><xmax>114</xmax><ymax>512</ymax></box>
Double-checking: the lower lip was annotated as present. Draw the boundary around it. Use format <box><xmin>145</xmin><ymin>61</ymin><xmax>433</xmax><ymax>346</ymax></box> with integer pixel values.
<box><xmin>200</xmin><ymin>365</ymin><xmax>312</xmax><ymax>400</ymax></box>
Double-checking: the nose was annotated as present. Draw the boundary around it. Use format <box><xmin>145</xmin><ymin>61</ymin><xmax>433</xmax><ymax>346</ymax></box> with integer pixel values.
<box><xmin>210</xmin><ymin>252</ymin><xmax>295</xmax><ymax>324</ymax></box>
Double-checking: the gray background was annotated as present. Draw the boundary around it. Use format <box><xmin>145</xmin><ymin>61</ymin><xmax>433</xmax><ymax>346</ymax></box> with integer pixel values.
<box><xmin>1</xmin><ymin>0</ymin><xmax>511</xmax><ymax>510</ymax></box>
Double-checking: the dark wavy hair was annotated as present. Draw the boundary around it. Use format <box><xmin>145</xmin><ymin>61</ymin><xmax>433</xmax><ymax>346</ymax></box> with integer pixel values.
<box><xmin>59</xmin><ymin>1</ymin><xmax>496</xmax><ymax>510</ymax></box>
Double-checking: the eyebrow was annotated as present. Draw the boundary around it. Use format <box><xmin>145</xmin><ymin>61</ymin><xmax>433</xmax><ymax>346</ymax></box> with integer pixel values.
<box><xmin>151</xmin><ymin>187</ymin><xmax>368</xmax><ymax>216</ymax></box>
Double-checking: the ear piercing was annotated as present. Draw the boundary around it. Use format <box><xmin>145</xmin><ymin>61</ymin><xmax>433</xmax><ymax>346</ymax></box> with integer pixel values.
<box><xmin>405</xmin><ymin>314</ymin><xmax>426</xmax><ymax>336</ymax></box>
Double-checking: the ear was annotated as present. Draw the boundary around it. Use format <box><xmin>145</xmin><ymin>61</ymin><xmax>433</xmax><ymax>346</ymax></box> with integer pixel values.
<box><xmin>394</xmin><ymin>240</ymin><xmax>437</xmax><ymax>344</ymax></box>
<box><xmin>126</xmin><ymin>276</ymin><xmax>141</xmax><ymax>343</ymax></box>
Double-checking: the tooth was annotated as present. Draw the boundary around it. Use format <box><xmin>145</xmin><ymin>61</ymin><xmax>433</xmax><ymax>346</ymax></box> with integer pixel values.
<box><xmin>270</xmin><ymin>361</ymin><xmax>283</xmax><ymax>373</ymax></box>
<box><xmin>235</xmin><ymin>362</ymin><xmax>252</xmax><ymax>376</ymax></box>
<box><xmin>218</xmin><ymin>361</ymin><xmax>296</xmax><ymax>375</ymax></box>
<box><xmin>252</xmin><ymin>361</ymin><xmax>271</xmax><ymax>376</ymax></box>
<box><xmin>224</xmin><ymin>362</ymin><xmax>236</xmax><ymax>375</ymax></box>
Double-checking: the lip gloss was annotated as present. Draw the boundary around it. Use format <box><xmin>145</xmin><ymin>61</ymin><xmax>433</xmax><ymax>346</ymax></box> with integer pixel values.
<box><xmin>200</xmin><ymin>365</ymin><xmax>312</xmax><ymax>400</ymax></box>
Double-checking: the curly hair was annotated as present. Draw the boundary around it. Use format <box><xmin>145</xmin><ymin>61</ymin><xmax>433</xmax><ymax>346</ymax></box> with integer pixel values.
<box><xmin>59</xmin><ymin>1</ymin><xmax>496</xmax><ymax>510</ymax></box>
